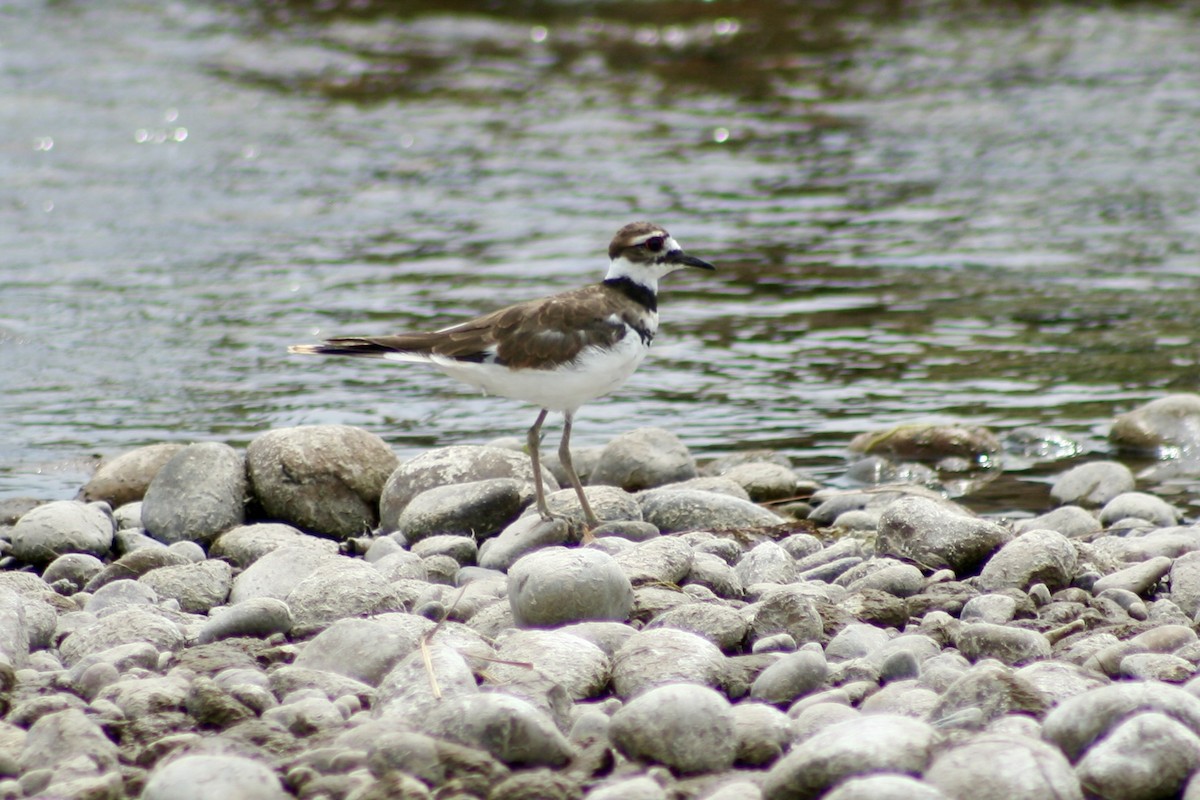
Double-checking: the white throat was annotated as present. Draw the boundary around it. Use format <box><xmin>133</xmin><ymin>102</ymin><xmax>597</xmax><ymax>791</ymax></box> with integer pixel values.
<box><xmin>604</xmin><ymin>255</ymin><xmax>660</xmax><ymax>292</ymax></box>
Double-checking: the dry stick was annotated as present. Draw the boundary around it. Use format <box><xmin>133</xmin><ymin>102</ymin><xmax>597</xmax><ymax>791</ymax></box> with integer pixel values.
<box><xmin>417</xmin><ymin>585</ymin><xmax>536</xmax><ymax>699</ymax></box>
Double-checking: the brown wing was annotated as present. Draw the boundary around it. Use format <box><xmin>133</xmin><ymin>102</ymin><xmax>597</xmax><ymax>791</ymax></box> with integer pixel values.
<box><xmin>296</xmin><ymin>283</ymin><xmax>646</xmax><ymax>369</ymax></box>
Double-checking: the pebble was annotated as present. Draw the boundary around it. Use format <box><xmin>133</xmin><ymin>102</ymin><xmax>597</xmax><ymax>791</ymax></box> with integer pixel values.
<box><xmin>924</xmin><ymin>734</ymin><xmax>1081</xmax><ymax>800</ymax></box>
<box><xmin>196</xmin><ymin>597</ymin><xmax>294</xmax><ymax>644</ymax></box>
<box><xmin>507</xmin><ymin>546</ymin><xmax>633</xmax><ymax>627</ymax></box>
<box><xmin>141</xmin><ymin>441</ymin><xmax>247</xmax><ymax>544</ymax></box>
<box><xmin>611</xmin><ymin>628</ymin><xmax>726</xmax><ymax>698</ymax></box>
<box><xmin>397</xmin><ymin>478</ymin><xmax>524</xmax><ymax>541</ymax></box>
<box><xmin>10</xmin><ymin>500</ymin><xmax>115</xmax><ymax>565</ymax></box>
<box><xmin>1013</xmin><ymin>504</ymin><xmax>1101</xmax><ymax>537</ymax></box>
<box><xmin>1099</xmin><ymin>491</ymin><xmax>1182</xmax><ymax>527</ymax></box>
<box><xmin>876</xmin><ymin>496</ymin><xmax>1010</xmax><ymax>574</ymax></box>
<box><xmin>1110</xmin><ymin>393</ymin><xmax>1200</xmax><ymax>454</ymax></box>
<box><xmin>1049</xmin><ymin>460</ymin><xmax>1136</xmax><ymax>507</ymax></box>
<box><xmin>78</xmin><ymin>443</ymin><xmax>186</xmax><ymax>508</ymax></box>
<box><xmin>210</xmin><ymin>522</ymin><xmax>336</xmax><ymax>567</ymax></box>
<box><xmin>590</xmin><ymin>427</ymin><xmax>698</xmax><ymax>491</ymax></box>
<box><xmin>142</xmin><ymin>754</ymin><xmax>288</xmax><ymax>800</ymax></box>
<box><xmin>139</xmin><ymin>559</ymin><xmax>232</xmax><ymax>613</ymax></box>
<box><xmin>285</xmin><ymin>558</ymin><xmax>404</xmax><ymax>636</ymax></box>
<box><xmin>638</xmin><ymin>488</ymin><xmax>785</xmax><ymax>532</ymax></box>
<box><xmin>247</xmin><ymin>424</ymin><xmax>398</xmax><ymax>539</ymax></box>
<box><xmin>609</xmin><ymin>683</ymin><xmax>736</xmax><ymax>774</ymax></box>
<box><xmin>750</xmin><ymin>650</ymin><xmax>828</xmax><ymax>706</ymax></box>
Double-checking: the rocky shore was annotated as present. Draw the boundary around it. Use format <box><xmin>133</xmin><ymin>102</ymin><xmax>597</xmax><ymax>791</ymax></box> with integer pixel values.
<box><xmin>5</xmin><ymin>394</ymin><xmax>1200</xmax><ymax>798</ymax></box>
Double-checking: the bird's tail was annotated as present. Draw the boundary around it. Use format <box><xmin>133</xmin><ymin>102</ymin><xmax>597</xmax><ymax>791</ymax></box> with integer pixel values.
<box><xmin>288</xmin><ymin>337</ymin><xmax>404</xmax><ymax>359</ymax></box>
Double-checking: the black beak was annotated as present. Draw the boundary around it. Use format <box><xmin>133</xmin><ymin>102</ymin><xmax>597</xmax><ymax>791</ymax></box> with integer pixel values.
<box><xmin>665</xmin><ymin>249</ymin><xmax>716</xmax><ymax>270</ymax></box>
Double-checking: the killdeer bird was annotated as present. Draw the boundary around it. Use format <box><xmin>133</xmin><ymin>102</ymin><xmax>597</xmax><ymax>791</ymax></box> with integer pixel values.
<box><xmin>289</xmin><ymin>221</ymin><xmax>715</xmax><ymax>537</ymax></box>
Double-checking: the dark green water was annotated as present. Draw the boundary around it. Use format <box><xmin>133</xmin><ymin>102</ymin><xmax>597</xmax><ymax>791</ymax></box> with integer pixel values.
<box><xmin>4</xmin><ymin>0</ymin><xmax>1200</xmax><ymax>513</ymax></box>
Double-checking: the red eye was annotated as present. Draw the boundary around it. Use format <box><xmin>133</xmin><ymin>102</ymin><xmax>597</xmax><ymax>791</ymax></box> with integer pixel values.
<box><xmin>644</xmin><ymin>236</ymin><xmax>664</xmax><ymax>252</ymax></box>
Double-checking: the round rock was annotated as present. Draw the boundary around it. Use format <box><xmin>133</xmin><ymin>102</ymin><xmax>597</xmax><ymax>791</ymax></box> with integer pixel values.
<box><xmin>507</xmin><ymin>546</ymin><xmax>633</xmax><ymax>627</ymax></box>
<box><xmin>197</xmin><ymin>597</ymin><xmax>294</xmax><ymax>644</ymax></box>
<box><xmin>976</xmin><ymin>528</ymin><xmax>1077</xmax><ymax>592</ymax></box>
<box><xmin>1049</xmin><ymin>461</ymin><xmax>1136</xmax><ymax>507</ymax></box>
<box><xmin>638</xmin><ymin>488</ymin><xmax>784</xmax><ymax>533</ymax></box>
<box><xmin>139</xmin><ymin>560</ymin><xmax>233</xmax><ymax>613</ymax></box>
<box><xmin>141</xmin><ymin>442</ymin><xmax>247</xmax><ymax>544</ymax></box>
<box><xmin>611</xmin><ymin>628</ymin><xmax>726</xmax><ymax>698</ymax></box>
<box><xmin>79</xmin><ymin>443</ymin><xmax>185</xmax><ymax>508</ymax></box>
<box><xmin>924</xmin><ymin>733</ymin><xmax>1081</xmax><ymax>800</ymax></box>
<box><xmin>1075</xmin><ymin>711</ymin><xmax>1200</xmax><ymax>800</ymax></box>
<box><xmin>750</xmin><ymin>650</ymin><xmax>829</xmax><ymax>706</ymax></box>
<box><xmin>876</xmin><ymin>496</ymin><xmax>1009</xmax><ymax>575</ymax></box>
<box><xmin>609</xmin><ymin>683</ymin><xmax>736</xmax><ymax>774</ymax></box>
<box><xmin>1110</xmin><ymin>394</ymin><xmax>1200</xmax><ymax>454</ymax></box>
<box><xmin>246</xmin><ymin>424</ymin><xmax>397</xmax><ymax>539</ymax></box>
<box><xmin>142</xmin><ymin>754</ymin><xmax>288</xmax><ymax>800</ymax></box>
<box><xmin>591</xmin><ymin>427</ymin><xmax>697</xmax><ymax>491</ymax></box>
<box><xmin>286</xmin><ymin>558</ymin><xmax>405</xmax><ymax>636</ymax></box>
<box><xmin>10</xmin><ymin>501</ymin><xmax>114</xmax><ymax>564</ymax></box>
<box><xmin>397</xmin><ymin>478</ymin><xmax>524</xmax><ymax>542</ymax></box>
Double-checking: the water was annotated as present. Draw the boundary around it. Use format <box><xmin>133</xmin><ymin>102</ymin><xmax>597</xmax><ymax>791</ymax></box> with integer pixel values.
<box><xmin>4</xmin><ymin>0</ymin><xmax>1200</xmax><ymax>514</ymax></box>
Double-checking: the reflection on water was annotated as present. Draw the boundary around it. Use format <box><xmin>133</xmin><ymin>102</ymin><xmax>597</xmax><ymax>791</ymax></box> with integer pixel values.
<box><xmin>4</xmin><ymin>0</ymin><xmax>1200</xmax><ymax>514</ymax></box>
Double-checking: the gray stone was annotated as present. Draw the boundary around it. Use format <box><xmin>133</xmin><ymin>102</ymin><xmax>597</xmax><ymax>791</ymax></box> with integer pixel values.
<box><xmin>79</xmin><ymin>443</ymin><xmax>186</xmax><ymax>509</ymax></box>
<box><xmin>647</xmin><ymin>602</ymin><xmax>748</xmax><ymax>652</ymax></box>
<box><xmin>197</xmin><ymin>597</ymin><xmax>293</xmax><ymax>644</ymax></box>
<box><xmin>611</xmin><ymin>628</ymin><xmax>726</xmax><ymax>698</ymax></box>
<box><xmin>229</xmin><ymin>545</ymin><xmax>338</xmax><ymax>604</ymax></box>
<box><xmin>762</xmin><ymin>714</ymin><xmax>936</xmax><ymax>800</ymax></box>
<box><xmin>826</xmin><ymin>623</ymin><xmax>891</xmax><ymax>662</ymax></box>
<box><xmin>479</xmin><ymin>516</ymin><xmax>572</xmax><ymax>571</ymax></box>
<box><xmin>823</xmin><ymin>775</ymin><xmax>950</xmax><ymax>800</ymax></box>
<box><xmin>860</xmin><ymin>680</ymin><xmax>939</xmax><ymax>717</ymax></box>
<box><xmin>286</xmin><ymin>557</ymin><xmax>404</xmax><ymax>636</ymax></box>
<box><xmin>638</xmin><ymin>489</ymin><xmax>784</xmax><ymax>532</ymax></box>
<box><xmin>17</xmin><ymin>708</ymin><xmax>118</xmax><ymax>776</ymax></box>
<box><xmin>720</xmin><ymin>462</ymin><xmax>802</xmax><ymax>503</ymax></box>
<box><xmin>1100</xmin><ymin>491</ymin><xmax>1181</xmax><ymax>527</ymax></box>
<box><xmin>876</xmin><ymin>496</ymin><xmax>1009</xmax><ymax>574</ymax></box>
<box><xmin>370</xmin><ymin>550</ymin><xmax>428</xmax><ymax>581</ymax></box>
<box><xmin>210</xmin><ymin>522</ymin><xmax>335</xmax><ymax>567</ymax></box>
<box><xmin>683</xmin><ymin>552</ymin><xmax>745</xmax><ymax>599</ymax></box>
<box><xmin>247</xmin><ymin>424</ymin><xmax>397</xmax><ymax>538</ymax></box>
<box><xmin>84</xmin><ymin>578</ymin><xmax>158</xmax><ymax>614</ymax></box>
<box><xmin>142</xmin><ymin>754</ymin><xmax>288</xmax><ymax>800</ymax></box>
<box><xmin>587</xmin><ymin>776</ymin><xmax>667</xmax><ymax>800</ymax></box>
<box><xmin>744</xmin><ymin>586</ymin><xmax>824</xmax><ymax>647</ymax></box>
<box><xmin>1013</xmin><ymin>505</ymin><xmax>1101</xmax><ymax>537</ymax></box>
<box><xmin>750</xmin><ymin>650</ymin><xmax>828</xmax><ymax>706</ymax></box>
<box><xmin>732</xmin><ymin>701</ymin><xmax>793</xmax><ymax>766</ymax></box>
<box><xmin>955</xmin><ymin>622</ymin><xmax>1050</xmax><ymax>666</ymax></box>
<box><xmin>928</xmin><ymin>662</ymin><xmax>1049</xmax><ymax>728</ymax></box>
<box><xmin>609</xmin><ymin>683</ymin><xmax>736</xmax><ymax>774</ymax></box>
<box><xmin>591</xmin><ymin>427</ymin><xmax>697</xmax><ymax>491</ymax></box>
<box><xmin>840</xmin><ymin>560</ymin><xmax>925</xmax><ymax>598</ymax></box>
<box><xmin>141</xmin><ymin>442</ymin><xmax>246</xmax><ymax>544</ymax></box>
<box><xmin>59</xmin><ymin>606</ymin><xmax>184</xmax><ymax>666</ymax></box>
<box><xmin>960</xmin><ymin>593</ymin><xmax>1018</xmax><ymax>624</ymax></box>
<box><xmin>1120</xmin><ymin>653</ymin><xmax>1194</xmax><ymax>683</ymax></box>
<box><xmin>486</xmin><ymin>629</ymin><xmax>609</xmax><ymax>700</ymax></box>
<box><xmin>508</xmin><ymin>546</ymin><xmax>633</xmax><ymax>627</ymax></box>
<box><xmin>0</xmin><ymin>589</ymin><xmax>29</xmax><ymax>669</ymax></box>
<box><xmin>422</xmin><ymin>692</ymin><xmax>573</xmax><ymax>767</ymax></box>
<box><xmin>1172</xmin><ymin>552</ymin><xmax>1200</xmax><ymax>617</ymax></box>
<box><xmin>849</xmin><ymin>424</ymin><xmax>1001</xmax><ymax>462</ymax></box>
<box><xmin>614</xmin><ymin>535</ymin><xmax>695</xmax><ymax>584</ymax></box>
<box><xmin>532</xmin><ymin>484</ymin><xmax>643</xmax><ymax>525</ymax></box>
<box><xmin>1094</xmin><ymin>556</ymin><xmax>1172</xmax><ymax>597</ymax></box>
<box><xmin>1043</xmin><ymin>681</ymin><xmax>1200</xmax><ymax>761</ymax></box>
<box><xmin>139</xmin><ymin>560</ymin><xmax>232</xmax><ymax>613</ymax></box>
<box><xmin>363</xmin><ymin>729</ymin><xmax>507</xmax><ymax>798</ymax></box>
<box><xmin>10</xmin><ymin>501</ymin><xmax>114</xmax><ymax>564</ymax></box>
<box><xmin>411</xmin><ymin>534</ymin><xmax>478</xmax><ymax>564</ymax></box>
<box><xmin>1111</xmin><ymin>394</ymin><xmax>1200</xmax><ymax>454</ymax></box>
<box><xmin>735</xmin><ymin>541</ymin><xmax>796</xmax><ymax>586</ymax></box>
<box><xmin>380</xmin><ymin>444</ymin><xmax>553</xmax><ymax>527</ymax></box>
<box><xmin>976</xmin><ymin>528</ymin><xmax>1077</xmax><ymax>592</ymax></box>
<box><xmin>925</xmin><ymin>734</ymin><xmax>1081</xmax><ymax>800</ymax></box>
<box><xmin>84</xmin><ymin>547</ymin><xmax>189</xmax><ymax>592</ymax></box>
<box><xmin>1049</xmin><ymin>461</ymin><xmax>1136</xmax><ymax>507</ymax></box>
<box><xmin>1076</xmin><ymin>712</ymin><xmax>1200</xmax><ymax>800</ymax></box>
<box><xmin>375</xmin><ymin>644</ymin><xmax>479</xmax><ymax>721</ymax></box>
<box><xmin>398</xmin><ymin>478</ymin><xmax>524</xmax><ymax>541</ymax></box>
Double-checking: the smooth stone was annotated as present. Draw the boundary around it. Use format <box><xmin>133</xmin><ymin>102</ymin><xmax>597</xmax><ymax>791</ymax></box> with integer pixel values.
<box><xmin>793</xmin><ymin>538</ymin><xmax>862</xmax><ymax>572</ymax></box>
<box><xmin>1110</xmin><ymin>394</ymin><xmax>1200</xmax><ymax>454</ymax></box>
<box><xmin>142</xmin><ymin>754</ymin><xmax>288</xmax><ymax>800</ymax></box>
<box><xmin>507</xmin><ymin>546</ymin><xmax>633</xmax><ymax>627</ymax></box>
<box><xmin>60</xmin><ymin>606</ymin><xmax>184</xmax><ymax>666</ymax></box>
<box><xmin>684</xmin><ymin>552</ymin><xmax>745</xmax><ymax>599</ymax></box>
<box><xmin>826</xmin><ymin>623</ymin><xmax>891</xmax><ymax>661</ymax></box>
<box><xmin>591</xmin><ymin>427</ymin><xmax>697</xmax><ymax>491</ymax></box>
<box><xmin>609</xmin><ymin>683</ymin><xmax>736</xmax><ymax>774</ymax></box>
<box><xmin>10</xmin><ymin>501</ymin><xmax>115</xmax><ymax>564</ymax></box>
<box><xmin>371</xmin><ymin>550</ymin><xmax>428</xmax><ymax>581</ymax></box>
<box><xmin>139</xmin><ymin>560</ymin><xmax>232</xmax><ymax>613</ymax></box>
<box><xmin>848</xmin><ymin>424</ymin><xmax>1001</xmax><ymax>462</ymax></box>
<box><xmin>646</xmin><ymin>602</ymin><xmax>749</xmax><ymax>652</ymax></box>
<box><xmin>380</xmin><ymin>444</ymin><xmax>554</xmax><ymax>527</ymax></box>
<box><xmin>732</xmin><ymin>701</ymin><xmax>793</xmax><ymax>766</ymax></box>
<box><xmin>422</xmin><ymin>693</ymin><xmax>573</xmax><ymax>768</ymax></box>
<box><xmin>1120</xmin><ymin>653</ymin><xmax>1194</xmax><ymax>683</ymax></box>
<box><xmin>876</xmin><ymin>496</ymin><xmax>1010</xmax><ymax>574</ymax></box>
<box><xmin>1076</xmin><ymin>711</ymin><xmax>1200</xmax><ymax>800</ymax></box>
<box><xmin>16</xmin><ymin>708</ymin><xmax>118</xmax><ymax>776</ymax></box>
<box><xmin>586</xmin><ymin>776</ymin><xmax>667</xmax><ymax>800</ymax></box>
<box><xmin>41</xmin><ymin>553</ymin><xmax>104</xmax><ymax>593</ymax></box>
<box><xmin>374</xmin><ymin>644</ymin><xmax>479</xmax><ymax>721</ymax></box>
<box><xmin>762</xmin><ymin>714</ymin><xmax>936</xmax><ymax>800</ymax></box>
<box><xmin>823</xmin><ymin>774</ymin><xmax>950</xmax><ymax>800</ymax></box>
<box><xmin>84</xmin><ymin>547</ymin><xmax>189</xmax><ymax>592</ymax></box>
<box><xmin>954</xmin><ymin>622</ymin><xmax>1050</xmax><ymax>667</ymax></box>
<box><xmin>413</xmin><ymin>534</ymin><xmax>479</xmax><ymax>564</ymax></box>
<box><xmin>1049</xmin><ymin>461</ymin><xmax>1136</xmax><ymax>507</ymax></box>
<box><xmin>638</xmin><ymin>488</ymin><xmax>785</xmax><ymax>533</ymax></box>
<box><xmin>0</xmin><ymin>589</ymin><xmax>29</xmax><ymax>669</ymax></box>
<box><xmin>1094</xmin><ymin>556</ymin><xmax>1172</xmax><ymax>597</ymax></box>
<box><xmin>860</xmin><ymin>680</ymin><xmax>938</xmax><ymax>717</ymax></box>
<box><xmin>397</xmin><ymin>478</ymin><xmax>524</xmax><ymax>542</ymax></box>
<box><xmin>976</xmin><ymin>528</ymin><xmax>1077</xmax><ymax>592</ymax></box>
<box><xmin>197</xmin><ymin>597</ymin><xmax>294</xmax><ymax>644</ymax></box>
<box><xmin>924</xmin><ymin>733</ymin><xmax>1081</xmax><ymax>800</ymax></box>
<box><xmin>734</xmin><ymin>541</ymin><xmax>796</xmax><ymax>586</ymax></box>
<box><xmin>79</xmin><ymin>443</ymin><xmax>187</xmax><ymax>508</ymax></box>
<box><xmin>479</xmin><ymin>516</ymin><xmax>573</xmax><ymax>571</ymax></box>
<box><xmin>531</xmin><ymin>485</ymin><xmax>644</xmax><ymax>525</ymax></box>
<box><xmin>1013</xmin><ymin>505</ymin><xmax>1101</xmax><ymax>537</ymax></box>
<box><xmin>1099</xmin><ymin>491</ymin><xmax>1181</xmax><ymax>527</ymax></box>
<box><xmin>487</xmin><ymin>629</ymin><xmax>609</xmax><ymax>700</ymax></box>
<box><xmin>1171</xmin><ymin>551</ymin><xmax>1200</xmax><ymax>617</ymax></box>
<box><xmin>789</xmin><ymin>702</ymin><xmax>861</xmax><ymax>743</ymax></box>
<box><xmin>141</xmin><ymin>442</ymin><xmax>246</xmax><ymax>544</ymax></box>
<box><xmin>246</xmin><ymin>425</ymin><xmax>397</xmax><ymax>538</ymax></box>
<box><xmin>1096</xmin><ymin>587</ymin><xmax>1149</xmax><ymax>620</ymax></box>
<box><xmin>614</xmin><ymin>536</ymin><xmax>695</xmax><ymax>584</ymax></box>
<box><xmin>744</xmin><ymin>586</ymin><xmax>824</xmax><ymax>647</ymax></box>
<box><xmin>210</xmin><ymin>522</ymin><xmax>336</xmax><ymax>567</ymax></box>
<box><xmin>611</xmin><ymin>628</ymin><xmax>726</xmax><ymax>698</ymax></box>
<box><xmin>229</xmin><ymin>545</ymin><xmax>338</xmax><ymax>604</ymax></box>
<box><xmin>363</xmin><ymin>728</ymin><xmax>508</xmax><ymax>797</ymax></box>
<box><xmin>719</xmin><ymin>462</ymin><xmax>803</xmax><ymax>502</ymax></box>
<box><xmin>839</xmin><ymin>560</ymin><xmax>924</xmax><ymax>598</ymax></box>
<box><xmin>927</xmin><ymin>663</ymin><xmax>1049</xmax><ymax>728</ymax></box>
<box><xmin>1042</xmin><ymin>681</ymin><xmax>1200</xmax><ymax>761</ymax></box>
<box><xmin>286</xmin><ymin>558</ymin><xmax>405</xmax><ymax>636</ymax></box>
<box><xmin>960</xmin><ymin>593</ymin><xmax>1018</xmax><ymax>624</ymax></box>
<box><xmin>750</xmin><ymin>650</ymin><xmax>828</xmax><ymax>706</ymax></box>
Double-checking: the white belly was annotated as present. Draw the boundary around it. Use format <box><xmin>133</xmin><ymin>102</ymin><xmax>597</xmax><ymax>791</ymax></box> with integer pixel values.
<box><xmin>387</xmin><ymin>332</ymin><xmax>650</xmax><ymax>413</ymax></box>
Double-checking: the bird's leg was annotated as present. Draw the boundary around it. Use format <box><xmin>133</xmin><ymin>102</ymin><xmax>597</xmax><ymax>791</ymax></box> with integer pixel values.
<box><xmin>527</xmin><ymin>408</ymin><xmax>553</xmax><ymax>521</ymax></box>
<box><xmin>561</xmin><ymin>411</ymin><xmax>599</xmax><ymax>540</ymax></box>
